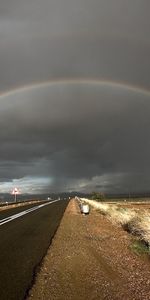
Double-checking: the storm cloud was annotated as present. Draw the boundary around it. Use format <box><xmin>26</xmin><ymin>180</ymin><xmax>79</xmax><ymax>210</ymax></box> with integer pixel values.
<box><xmin>0</xmin><ymin>1</ymin><xmax>150</xmax><ymax>193</ymax></box>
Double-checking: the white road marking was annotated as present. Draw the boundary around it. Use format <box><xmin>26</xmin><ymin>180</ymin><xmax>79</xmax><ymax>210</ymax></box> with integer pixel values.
<box><xmin>0</xmin><ymin>199</ymin><xmax>61</xmax><ymax>226</ymax></box>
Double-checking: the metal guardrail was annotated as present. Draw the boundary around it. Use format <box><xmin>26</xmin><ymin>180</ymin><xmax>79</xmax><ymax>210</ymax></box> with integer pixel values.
<box><xmin>0</xmin><ymin>199</ymin><xmax>48</xmax><ymax>208</ymax></box>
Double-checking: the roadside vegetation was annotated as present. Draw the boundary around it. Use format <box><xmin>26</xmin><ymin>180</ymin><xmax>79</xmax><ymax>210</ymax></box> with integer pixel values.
<box><xmin>80</xmin><ymin>198</ymin><xmax>150</xmax><ymax>251</ymax></box>
<box><xmin>130</xmin><ymin>239</ymin><xmax>149</xmax><ymax>256</ymax></box>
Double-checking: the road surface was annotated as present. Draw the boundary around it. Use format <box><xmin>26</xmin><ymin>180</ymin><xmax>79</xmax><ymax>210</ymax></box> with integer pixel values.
<box><xmin>0</xmin><ymin>199</ymin><xmax>68</xmax><ymax>300</ymax></box>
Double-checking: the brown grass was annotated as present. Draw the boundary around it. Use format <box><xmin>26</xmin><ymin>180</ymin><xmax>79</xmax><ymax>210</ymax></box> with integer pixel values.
<box><xmin>80</xmin><ymin>198</ymin><xmax>150</xmax><ymax>248</ymax></box>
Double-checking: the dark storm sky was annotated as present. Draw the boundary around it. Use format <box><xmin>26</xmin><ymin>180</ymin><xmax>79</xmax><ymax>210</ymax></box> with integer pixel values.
<box><xmin>0</xmin><ymin>0</ymin><xmax>150</xmax><ymax>194</ymax></box>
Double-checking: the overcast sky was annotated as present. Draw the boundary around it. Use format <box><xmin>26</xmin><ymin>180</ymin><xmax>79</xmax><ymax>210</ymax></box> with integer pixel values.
<box><xmin>0</xmin><ymin>0</ymin><xmax>150</xmax><ymax>194</ymax></box>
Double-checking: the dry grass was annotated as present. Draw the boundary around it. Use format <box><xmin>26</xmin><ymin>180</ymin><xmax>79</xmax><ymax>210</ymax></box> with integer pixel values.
<box><xmin>80</xmin><ymin>198</ymin><xmax>150</xmax><ymax>248</ymax></box>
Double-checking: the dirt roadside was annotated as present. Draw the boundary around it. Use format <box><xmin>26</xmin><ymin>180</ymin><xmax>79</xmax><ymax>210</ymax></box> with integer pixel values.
<box><xmin>27</xmin><ymin>199</ymin><xmax>150</xmax><ymax>300</ymax></box>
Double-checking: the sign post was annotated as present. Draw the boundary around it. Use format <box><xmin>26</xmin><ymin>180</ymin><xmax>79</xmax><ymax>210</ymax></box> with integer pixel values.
<box><xmin>12</xmin><ymin>188</ymin><xmax>19</xmax><ymax>203</ymax></box>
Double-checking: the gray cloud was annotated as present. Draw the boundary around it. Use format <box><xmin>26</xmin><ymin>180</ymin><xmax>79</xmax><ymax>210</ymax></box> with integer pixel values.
<box><xmin>0</xmin><ymin>83</ymin><xmax>150</xmax><ymax>193</ymax></box>
<box><xmin>0</xmin><ymin>1</ymin><xmax>150</xmax><ymax>92</ymax></box>
<box><xmin>0</xmin><ymin>1</ymin><xmax>150</xmax><ymax>193</ymax></box>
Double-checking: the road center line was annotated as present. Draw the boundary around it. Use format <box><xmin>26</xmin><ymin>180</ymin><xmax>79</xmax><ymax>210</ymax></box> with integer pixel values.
<box><xmin>0</xmin><ymin>199</ymin><xmax>61</xmax><ymax>226</ymax></box>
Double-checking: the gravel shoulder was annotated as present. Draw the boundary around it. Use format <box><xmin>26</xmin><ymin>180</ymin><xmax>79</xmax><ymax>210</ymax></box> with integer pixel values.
<box><xmin>27</xmin><ymin>199</ymin><xmax>150</xmax><ymax>300</ymax></box>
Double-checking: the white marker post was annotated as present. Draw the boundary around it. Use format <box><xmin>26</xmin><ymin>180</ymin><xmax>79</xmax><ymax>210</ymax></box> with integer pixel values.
<box><xmin>12</xmin><ymin>188</ymin><xmax>19</xmax><ymax>203</ymax></box>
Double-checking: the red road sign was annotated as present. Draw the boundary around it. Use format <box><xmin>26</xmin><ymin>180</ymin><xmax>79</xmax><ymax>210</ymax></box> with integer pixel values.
<box><xmin>12</xmin><ymin>188</ymin><xmax>20</xmax><ymax>195</ymax></box>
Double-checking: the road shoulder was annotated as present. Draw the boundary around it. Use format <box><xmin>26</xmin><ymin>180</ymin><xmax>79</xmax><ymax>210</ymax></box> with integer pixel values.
<box><xmin>27</xmin><ymin>199</ymin><xmax>150</xmax><ymax>300</ymax></box>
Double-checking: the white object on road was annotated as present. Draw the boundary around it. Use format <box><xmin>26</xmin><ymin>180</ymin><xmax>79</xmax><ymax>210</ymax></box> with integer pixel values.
<box><xmin>81</xmin><ymin>204</ymin><xmax>90</xmax><ymax>214</ymax></box>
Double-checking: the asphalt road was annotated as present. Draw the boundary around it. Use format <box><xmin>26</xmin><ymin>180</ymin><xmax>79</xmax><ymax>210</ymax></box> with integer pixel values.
<box><xmin>0</xmin><ymin>199</ymin><xmax>69</xmax><ymax>300</ymax></box>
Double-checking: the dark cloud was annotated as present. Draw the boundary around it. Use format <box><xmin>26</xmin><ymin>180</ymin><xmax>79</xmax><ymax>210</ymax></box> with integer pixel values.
<box><xmin>0</xmin><ymin>83</ymin><xmax>150</xmax><ymax>193</ymax></box>
<box><xmin>0</xmin><ymin>1</ymin><xmax>150</xmax><ymax>193</ymax></box>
